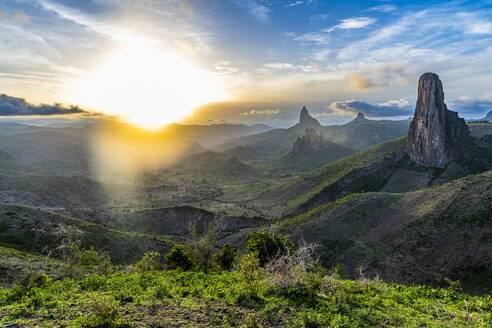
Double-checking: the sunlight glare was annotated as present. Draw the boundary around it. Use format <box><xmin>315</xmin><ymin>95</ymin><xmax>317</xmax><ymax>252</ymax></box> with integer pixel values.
<box><xmin>73</xmin><ymin>47</ymin><xmax>226</xmax><ymax>128</ymax></box>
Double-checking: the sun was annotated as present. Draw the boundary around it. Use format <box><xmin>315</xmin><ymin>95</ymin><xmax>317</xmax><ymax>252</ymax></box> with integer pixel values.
<box><xmin>72</xmin><ymin>47</ymin><xmax>226</xmax><ymax>128</ymax></box>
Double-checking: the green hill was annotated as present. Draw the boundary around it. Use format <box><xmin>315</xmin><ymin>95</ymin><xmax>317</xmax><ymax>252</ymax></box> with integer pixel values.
<box><xmin>279</xmin><ymin>170</ymin><xmax>492</xmax><ymax>294</ymax></box>
<box><xmin>0</xmin><ymin>203</ymin><xmax>173</xmax><ymax>264</ymax></box>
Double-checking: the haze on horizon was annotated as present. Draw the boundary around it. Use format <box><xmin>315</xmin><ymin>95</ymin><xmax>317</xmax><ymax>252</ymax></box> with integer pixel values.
<box><xmin>1</xmin><ymin>0</ymin><xmax>492</xmax><ymax>127</ymax></box>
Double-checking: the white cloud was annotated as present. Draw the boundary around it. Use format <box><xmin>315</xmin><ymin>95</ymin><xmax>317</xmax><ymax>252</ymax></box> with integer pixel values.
<box><xmin>285</xmin><ymin>1</ymin><xmax>304</xmax><ymax>7</ymax></box>
<box><xmin>231</xmin><ymin>0</ymin><xmax>270</xmax><ymax>22</ymax></box>
<box><xmin>366</xmin><ymin>4</ymin><xmax>397</xmax><ymax>13</ymax></box>
<box><xmin>326</xmin><ymin>17</ymin><xmax>376</xmax><ymax>32</ymax></box>
<box><xmin>260</xmin><ymin>62</ymin><xmax>317</xmax><ymax>72</ymax></box>
<box><xmin>293</xmin><ymin>31</ymin><xmax>330</xmax><ymax>44</ymax></box>
<box><xmin>240</xmin><ymin>108</ymin><xmax>280</xmax><ymax>115</ymax></box>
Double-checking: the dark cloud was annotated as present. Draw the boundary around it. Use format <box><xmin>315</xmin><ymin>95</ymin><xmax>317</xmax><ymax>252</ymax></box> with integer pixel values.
<box><xmin>0</xmin><ymin>94</ymin><xmax>88</xmax><ymax>116</ymax></box>
<box><xmin>328</xmin><ymin>99</ymin><xmax>413</xmax><ymax>117</ymax></box>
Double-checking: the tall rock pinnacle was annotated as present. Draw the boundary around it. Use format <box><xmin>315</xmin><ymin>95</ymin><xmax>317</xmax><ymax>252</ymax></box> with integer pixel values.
<box><xmin>407</xmin><ymin>73</ymin><xmax>470</xmax><ymax>168</ymax></box>
<box><xmin>299</xmin><ymin>106</ymin><xmax>321</xmax><ymax>131</ymax></box>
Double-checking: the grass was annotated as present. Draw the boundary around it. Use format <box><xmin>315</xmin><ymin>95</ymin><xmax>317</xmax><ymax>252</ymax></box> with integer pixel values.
<box><xmin>0</xmin><ymin>270</ymin><xmax>490</xmax><ymax>327</ymax></box>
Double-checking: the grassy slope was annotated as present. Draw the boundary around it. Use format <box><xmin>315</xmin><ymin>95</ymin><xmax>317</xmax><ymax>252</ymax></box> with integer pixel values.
<box><xmin>1</xmin><ymin>270</ymin><xmax>490</xmax><ymax>327</ymax></box>
<box><xmin>250</xmin><ymin>134</ymin><xmax>492</xmax><ymax>218</ymax></box>
<box><xmin>0</xmin><ymin>203</ymin><xmax>173</xmax><ymax>264</ymax></box>
<box><xmin>279</xmin><ymin>171</ymin><xmax>492</xmax><ymax>294</ymax></box>
<box><xmin>0</xmin><ymin>245</ymin><xmax>64</xmax><ymax>287</ymax></box>
<box><xmin>247</xmin><ymin>137</ymin><xmax>408</xmax><ymax>217</ymax></box>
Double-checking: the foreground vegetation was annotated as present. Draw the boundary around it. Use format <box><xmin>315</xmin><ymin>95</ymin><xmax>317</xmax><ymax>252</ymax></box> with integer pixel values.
<box><xmin>1</xmin><ymin>231</ymin><xmax>491</xmax><ymax>327</ymax></box>
<box><xmin>1</xmin><ymin>269</ymin><xmax>490</xmax><ymax>327</ymax></box>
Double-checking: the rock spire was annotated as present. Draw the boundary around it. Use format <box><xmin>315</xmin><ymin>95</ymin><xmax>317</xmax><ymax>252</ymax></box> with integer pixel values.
<box><xmin>407</xmin><ymin>73</ymin><xmax>470</xmax><ymax>168</ymax></box>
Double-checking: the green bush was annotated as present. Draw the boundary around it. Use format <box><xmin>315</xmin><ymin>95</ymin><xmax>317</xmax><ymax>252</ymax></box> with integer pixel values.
<box><xmin>185</xmin><ymin>222</ymin><xmax>221</xmax><ymax>272</ymax></box>
<box><xmin>246</xmin><ymin>231</ymin><xmax>294</xmax><ymax>266</ymax></box>
<box><xmin>77</xmin><ymin>296</ymin><xmax>120</xmax><ymax>328</ymax></box>
<box><xmin>134</xmin><ymin>251</ymin><xmax>161</xmax><ymax>272</ymax></box>
<box><xmin>164</xmin><ymin>245</ymin><xmax>192</xmax><ymax>271</ymax></box>
<box><xmin>237</xmin><ymin>252</ymin><xmax>264</xmax><ymax>297</ymax></box>
<box><xmin>63</xmin><ymin>243</ymin><xmax>112</xmax><ymax>277</ymax></box>
<box><xmin>215</xmin><ymin>243</ymin><xmax>237</xmax><ymax>271</ymax></box>
<box><xmin>76</xmin><ymin>246</ymin><xmax>113</xmax><ymax>276</ymax></box>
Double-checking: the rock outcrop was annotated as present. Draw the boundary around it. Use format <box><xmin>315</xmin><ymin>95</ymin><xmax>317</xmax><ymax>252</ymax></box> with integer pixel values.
<box><xmin>354</xmin><ymin>112</ymin><xmax>366</xmax><ymax>121</ymax></box>
<box><xmin>408</xmin><ymin>73</ymin><xmax>470</xmax><ymax>168</ymax></box>
<box><xmin>293</xmin><ymin>128</ymin><xmax>324</xmax><ymax>153</ymax></box>
<box><xmin>299</xmin><ymin>106</ymin><xmax>322</xmax><ymax>131</ymax></box>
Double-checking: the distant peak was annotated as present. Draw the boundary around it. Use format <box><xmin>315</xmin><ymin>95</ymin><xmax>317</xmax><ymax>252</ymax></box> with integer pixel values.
<box><xmin>299</xmin><ymin>106</ymin><xmax>321</xmax><ymax>130</ymax></box>
<box><xmin>355</xmin><ymin>112</ymin><xmax>366</xmax><ymax>120</ymax></box>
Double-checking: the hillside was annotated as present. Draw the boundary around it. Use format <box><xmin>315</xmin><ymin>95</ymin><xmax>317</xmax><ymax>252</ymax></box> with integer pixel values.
<box><xmin>278</xmin><ymin>170</ymin><xmax>492</xmax><ymax>294</ymax></box>
<box><xmin>0</xmin><ymin>203</ymin><xmax>173</xmax><ymax>264</ymax></box>
<box><xmin>244</xmin><ymin>133</ymin><xmax>492</xmax><ymax>218</ymax></box>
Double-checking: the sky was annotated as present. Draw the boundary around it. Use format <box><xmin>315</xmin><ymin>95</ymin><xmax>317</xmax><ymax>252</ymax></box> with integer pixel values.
<box><xmin>1</xmin><ymin>0</ymin><xmax>492</xmax><ymax>127</ymax></box>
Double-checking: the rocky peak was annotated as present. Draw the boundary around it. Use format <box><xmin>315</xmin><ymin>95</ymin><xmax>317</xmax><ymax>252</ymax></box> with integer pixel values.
<box><xmin>407</xmin><ymin>73</ymin><xmax>470</xmax><ymax>168</ymax></box>
<box><xmin>354</xmin><ymin>112</ymin><xmax>366</xmax><ymax>121</ymax></box>
<box><xmin>299</xmin><ymin>106</ymin><xmax>321</xmax><ymax>131</ymax></box>
<box><xmin>293</xmin><ymin>128</ymin><xmax>324</xmax><ymax>153</ymax></box>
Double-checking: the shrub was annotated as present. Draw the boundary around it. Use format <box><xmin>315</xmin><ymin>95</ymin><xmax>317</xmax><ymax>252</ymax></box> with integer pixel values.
<box><xmin>215</xmin><ymin>243</ymin><xmax>237</xmax><ymax>271</ymax></box>
<box><xmin>74</xmin><ymin>245</ymin><xmax>113</xmax><ymax>276</ymax></box>
<box><xmin>246</xmin><ymin>231</ymin><xmax>295</xmax><ymax>266</ymax></box>
<box><xmin>77</xmin><ymin>296</ymin><xmax>120</xmax><ymax>328</ymax></box>
<box><xmin>445</xmin><ymin>278</ymin><xmax>463</xmax><ymax>292</ymax></box>
<box><xmin>164</xmin><ymin>245</ymin><xmax>192</xmax><ymax>271</ymax></box>
<box><xmin>237</xmin><ymin>252</ymin><xmax>264</xmax><ymax>297</ymax></box>
<box><xmin>60</xmin><ymin>243</ymin><xmax>112</xmax><ymax>277</ymax></box>
<box><xmin>185</xmin><ymin>221</ymin><xmax>222</xmax><ymax>272</ymax></box>
<box><xmin>264</xmin><ymin>241</ymin><xmax>320</xmax><ymax>297</ymax></box>
<box><xmin>134</xmin><ymin>251</ymin><xmax>161</xmax><ymax>272</ymax></box>
<box><xmin>18</xmin><ymin>271</ymin><xmax>50</xmax><ymax>291</ymax></box>
<box><xmin>330</xmin><ymin>263</ymin><xmax>345</xmax><ymax>279</ymax></box>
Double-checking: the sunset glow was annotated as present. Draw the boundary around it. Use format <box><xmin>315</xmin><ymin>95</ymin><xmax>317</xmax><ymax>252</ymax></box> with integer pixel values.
<box><xmin>72</xmin><ymin>47</ymin><xmax>227</xmax><ymax>128</ymax></box>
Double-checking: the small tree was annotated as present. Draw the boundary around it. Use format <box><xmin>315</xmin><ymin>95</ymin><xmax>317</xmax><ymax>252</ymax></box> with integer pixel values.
<box><xmin>64</xmin><ymin>243</ymin><xmax>112</xmax><ymax>276</ymax></box>
<box><xmin>215</xmin><ymin>243</ymin><xmax>237</xmax><ymax>271</ymax></box>
<box><xmin>246</xmin><ymin>231</ymin><xmax>295</xmax><ymax>266</ymax></box>
<box><xmin>237</xmin><ymin>252</ymin><xmax>264</xmax><ymax>296</ymax></box>
<box><xmin>185</xmin><ymin>221</ymin><xmax>222</xmax><ymax>272</ymax></box>
<box><xmin>134</xmin><ymin>251</ymin><xmax>161</xmax><ymax>272</ymax></box>
<box><xmin>164</xmin><ymin>245</ymin><xmax>192</xmax><ymax>271</ymax></box>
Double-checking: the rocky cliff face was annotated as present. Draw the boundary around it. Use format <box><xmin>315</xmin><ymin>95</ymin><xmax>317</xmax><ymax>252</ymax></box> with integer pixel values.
<box><xmin>299</xmin><ymin>106</ymin><xmax>322</xmax><ymax>131</ymax></box>
<box><xmin>408</xmin><ymin>73</ymin><xmax>470</xmax><ymax>168</ymax></box>
<box><xmin>293</xmin><ymin>128</ymin><xmax>324</xmax><ymax>153</ymax></box>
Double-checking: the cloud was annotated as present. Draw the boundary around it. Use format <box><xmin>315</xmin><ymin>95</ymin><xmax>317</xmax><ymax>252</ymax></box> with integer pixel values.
<box><xmin>285</xmin><ymin>1</ymin><xmax>304</xmax><ymax>7</ymax></box>
<box><xmin>0</xmin><ymin>12</ymin><xmax>5</xmax><ymax>19</ymax></box>
<box><xmin>449</xmin><ymin>97</ymin><xmax>492</xmax><ymax>117</ymax></box>
<box><xmin>326</xmin><ymin>17</ymin><xmax>376</xmax><ymax>32</ymax></box>
<box><xmin>0</xmin><ymin>93</ymin><xmax>88</xmax><ymax>116</ymax></box>
<box><xmin>293</xmin><ymin>31</ymin><xmax>330</xmax><ymax>44</ymax></box>
<box><xmin>328</xmin><ymin>99</ymin><xmax>412</xmax><ymax>117</ymax></box>
<box><xmin>240</xmin><ymin>108</ymin><xmax>281</xmax><ymax>116</ymax></box>
<box><xmin>231</xmin><ymin>0</ymin><xmax>270</xmax><ymax>22</ymax></box>
<box><xmin>12</xmin><ymin>11</ymin><xmax>31</xmax><ymax>24</ymax></box>
<box><xmin>346</xmin><ymin>73</ymin><xmax>377</xmax><ymax>90</ymax></box>
<box><xmin>366</xmin><ymin>4</ymin><xmax>397</xmax><ymax>13</ymax></box>
<box><xmin>260</xmin><ymin>62</ymin><xmax>317</xmax><ymax>72</ymax></box>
